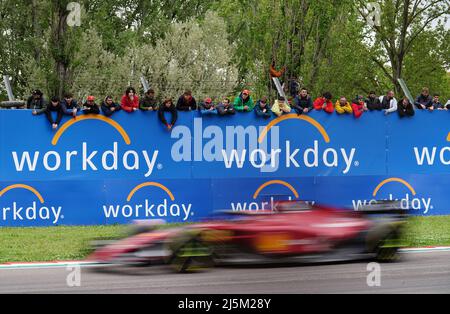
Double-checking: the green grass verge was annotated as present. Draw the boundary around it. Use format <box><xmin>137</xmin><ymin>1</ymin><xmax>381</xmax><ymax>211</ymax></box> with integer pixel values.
<box><xmin>403</xmin><ymin>216</ymin><xmax>450</xmax><ymax>248</ymax></box>
<box><xmin>0</xmin><ymin>216</ymin><xmax>449</xmax><ymax>263</ymax></box>
<box><xmin>0</xmin><ymin>225</ymin><xmax>126</xmax><ymax>263</ymax></box>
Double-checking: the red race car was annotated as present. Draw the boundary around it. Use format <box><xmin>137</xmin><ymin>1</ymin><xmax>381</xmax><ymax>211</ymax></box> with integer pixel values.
<box><xmin>88</xmin><ymin>200</ymin><xmax>407</xmax><ymax>272</ymax></box>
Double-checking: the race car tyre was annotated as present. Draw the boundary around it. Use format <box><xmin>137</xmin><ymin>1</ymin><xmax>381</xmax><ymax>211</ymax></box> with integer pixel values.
<box><xmin>375</xmin><ymin>231</ymin><xmax>400</xmax><ymax>262</ymax></box>
<box><xmin>168</xmin><ymin>232</ymin><xmax>214</xmax><ymax>273</ymax></box>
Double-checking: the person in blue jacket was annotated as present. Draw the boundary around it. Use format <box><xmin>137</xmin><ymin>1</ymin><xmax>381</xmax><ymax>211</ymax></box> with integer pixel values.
<box><xmin>61</xmin><ymin>93</ymin><xmax>80</xmax><ymax>118</ymax></box>
<box><xmin>292</xmin><ymin>88</ymin><xmax>313</xmax><ymax>115</ymax></box>
<box><xmin>101</xmin><ymin>96</ymin><xmax>121</xmax><ymax>117</ymax></box>
<box><xmin>199</xmin><ymin>98</ymin><xmax>217</xmax><ymax>115</ymax></box>
<box><xmin>254</xmin><ymin>96</ymin><xmax>272</xmax><ymax>119</ymax></box>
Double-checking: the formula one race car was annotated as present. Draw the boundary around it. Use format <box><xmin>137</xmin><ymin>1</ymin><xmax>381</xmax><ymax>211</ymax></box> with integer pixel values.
<box><xmin>88</xmin><ymin>201</ymin><xmax>407</xmax><ymax>272</ymax></box>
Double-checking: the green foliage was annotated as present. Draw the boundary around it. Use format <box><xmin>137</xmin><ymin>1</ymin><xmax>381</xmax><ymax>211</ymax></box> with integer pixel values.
<box><xmin>403</xmin><ymin>28</ymin><xmax>450</xmax><ymax>100</ymax></box>
<box><xmin>0</xmin><ymin>0</ymin><xmax>448</xmax><ymax>103</ymax></box>
<box><xmin>65</xmin><ymin>11</ymin><xmax>237</xmax><ymax>102</ymax></box>
<box><xmin>311</xmin><ymin>5</ymin><xmax>390</xmax><ymax>98</ymax></box>
<box><xmin>357</xmin><ymin>0</ymin><xmax>450</xmax><ymax>96</ymax></box>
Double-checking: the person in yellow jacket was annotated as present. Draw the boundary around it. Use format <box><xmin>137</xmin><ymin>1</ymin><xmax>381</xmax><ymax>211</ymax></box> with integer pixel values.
<box><xmin>272</xmin><ymin>96</ymin><xmax>291</xmax><ymax>117</ymax></box>
<box><xmin>335</xmin><ymin>97</ymin><xmax>353</xmax><ymax>114</ymax></box>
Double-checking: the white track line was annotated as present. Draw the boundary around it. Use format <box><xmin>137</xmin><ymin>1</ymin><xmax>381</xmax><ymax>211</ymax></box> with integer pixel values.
<box><xmin>401</xmin><ymin>247</ymin><xmax>450</xmax><ymax>253</ymax></box>
<box><xmin>0</xmin><ymin>261</ymin><xmax>101</xmax><ymax>270</ymax></box>
<box><xmin>1</xmin><ymin>247</ymin><xmax>449</xmax><ymax>270</ymax></box>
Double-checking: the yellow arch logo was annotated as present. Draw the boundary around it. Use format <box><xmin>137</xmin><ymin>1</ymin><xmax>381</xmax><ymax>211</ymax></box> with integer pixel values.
<box><xmin>127</xmin><ymin>182</ymin><xmax>175</xmax><ymax>202</ymax></box>
<box><xmin>446</xmin><ymin>132</ymin><xmax>450</xmax><ymax>141</ymax></box>
<box><xmin>372</xmin><ymin>178</ymin><xmax>416</xmax><ymax>197</ymax></box>
<box><xmin>52</xmin><ymin>115</ymin><xmax>131</xmax><ymax>146</ymax></box>
<box><xmin>258</xmin><ymin>114</ymin><xmax>331</xmax><ymax>144</ymax></box>
<box><xmin>253</xmin><ymin>180</ymin><xmax>300</xmax><ymax>200</ymax></box>
<box><xmin>0</xmin><ymin>184</ymin><xmax>45</xmax><ymax>203</ymax></box>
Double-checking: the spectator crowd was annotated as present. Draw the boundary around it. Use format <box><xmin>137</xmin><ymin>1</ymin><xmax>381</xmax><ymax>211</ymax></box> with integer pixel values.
<box><xmin>14</xmin><ymin>86</ymin><xmax>450</xmax><ymax>130</ymax></box>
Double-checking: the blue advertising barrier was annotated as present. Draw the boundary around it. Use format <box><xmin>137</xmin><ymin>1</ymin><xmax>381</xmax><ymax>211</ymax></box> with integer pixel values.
<box><xmin>0</xmin><ymin>109</ymin><xmax>449</xmax><ymax>226</ymax></box>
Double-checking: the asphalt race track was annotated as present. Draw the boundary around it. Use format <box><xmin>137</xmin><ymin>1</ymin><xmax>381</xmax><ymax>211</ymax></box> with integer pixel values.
<box><xmin>0</xmin><ymin>251</ymin><xmax>449</xmax><ymax>294</ymax></box>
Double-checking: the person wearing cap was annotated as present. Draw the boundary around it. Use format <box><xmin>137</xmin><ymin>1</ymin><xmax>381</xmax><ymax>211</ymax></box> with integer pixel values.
<box><xmin>61</xmin><ymin>92</ymin><xmax>80</xmax><ymax>117</ymax></box>
<box><xmin>121</xmin><ymin>87</ymin><xmax>139</xmax><ymax>113</ymax></box>
<box><xmin>32</xmin><ymin>96</ymin><xmax>64</xmax><ymax>130</ymax></box>
<box><xmin>351</xmin><ymin>95</ymin><xmax>368</xmax><ymax>119</ymax></box>
<box><xmin>254</xmin><ymin>96</ymin><xmax>272</xmax><ymax>119</ymax></box>
<box><xmin>26</xmin><ymin>90</ymin><xmax>46</xmax><ymax>110</ymax></box>
<box><xmin>101</xmin><ymin>96</ymin><xmax>121</xmax><ymax>117</ymax></box>
<box><xmin>199</xmin><ymin>98</ymin><xmax>217</xmax><ymax>115</ymax></box>
<box><xmin>271</xmin><ymin>95</ymin><xmax>291</xmax><ymax>117</ymax></box>
<box><xmin>292</xmin><ymin>88</ymin><xmax>313</xmax><ymax>115</ymax></box>
<box><xmin>140</xmin><ymin>89</ymin><xmax>159</xmax><ymax>111</ymax></box>
<box><xmin>365</xmin><ymin>91</ymin><xmax>382</xmax><ymax>111</ymax></box>
<box><xmin>177</xmin><ymin>90</ymin><xmax>197</xmax><ymax>111</ymax></box>
<box><xmin>217</xmin><ymin>98</ymin><xmax>236</xmax><ymax>116</ymax></box>
<box><xmin>159</xmin><ymin>98</ymin><xmax>178</xmax><ymax>130</ymax></box>
<box><xmin>313</xmin><ymin>92</ymin><xmax>334</xmax><ymax>114</ymax></box>
<box><xmin>234</xmin><ymin>90</ymin><xmax>255</xmax><ymax>112</ymax></box>
<box><xmin>82</xmin><ymin>96</ymin><xmax>100</xmax><ymax>114</ymax></box>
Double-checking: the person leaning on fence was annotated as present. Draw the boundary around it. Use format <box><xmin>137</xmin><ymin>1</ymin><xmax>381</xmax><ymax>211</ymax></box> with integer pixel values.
<box><xmin>140</xmin><ymin>88</ymin><xmax>159</xmax><ymax>111</ymax></box>
<box><xmin>366</xmin><ymin>91</ymin><xmax>382</xmax><ymax>111</ymax></box>
<box><xmin>351</xmin><ymin>95</ymin><xmax>368</xmax><ymax>119</ymax></box>
<box><xmin>121</xmin><ymin>87</ymin><xmax>139</xmax><ymax>113</ymax></box>
<box><xmin>61</xmin><ymin>93</ymin><xmax>80</xmax><ymax>118</ymax></box>
<box><xmin>313</xmin><ymin>92</ymin><xmax>334</xmax><ymax>114</ymax></box>
<box><xmin>199</xmin><ymin>98</ymin><xmax>217</xmax><ymax>115</ymax></box>
<box><xmin>217</xmin><ymin>98</ymin><xmax>236</xmax><ymax>116</ymax></box>
<box><xmin>32</xmin><ymin>96</ymin><xmax>63</xmax><ymax>130</ymax></box>
<box><xmin>82</xmin><ymin>96</ymin><xmax>100</xmax><ymax>114</ymax></box>
<box><xmin>335</xmin><ymin>97</ymin><xmax>353</xmax><ymax>115</ymax></box>
<box><xmin>414</xmin><ymin>87</ymin><xmax>433</xmax><ymax>110</ymax></box>
<box><xmin>272</xmin><ymin>95</ymin><xmax>291</xmax><ymax>117</ymax></box>
<box><xmin>398</xmin><ymin>97</ymin><xmax>415</xmax><ymax>118</ymax></box>
<box><xmin>159</xmin><ymin>98</ymin><xmax>178</xmax><ymax>131</ymax></box>
<box><xmin>234</xmin><ymin>89</ymin><xmax>255</xmax><ymax>112</ymax></box>
<box><xmin>381</xmin><ymin>90</ymin><xmax>398</xmax><ymax>115</ymax></box>
<box><xmin>432</xmin><ymin>94</ymin><xmax>444</xmax><ymax>110</ymax></box>
<box><xmin>177</xmin><ymin>90</ymin><xmax>197</xmax><ymax>111</ymax></box>
<box><xmin>101</xmin><ymin>96</ymin><xmax>121</xmax><ymax>117</ymax></box>
<box><xmin>27</xmin><ymin>89</ymin><xmax>46</xmax><ymax>110</ymax></box>
<box><xmin>292</xmin><ymin>88</ymin><xmax>313</xmax><ymax>115</ymax></box>
<box><xmin>254</xmin><ymin>96</ymin><xmax>272</xmax><ymax>119</ymax></box>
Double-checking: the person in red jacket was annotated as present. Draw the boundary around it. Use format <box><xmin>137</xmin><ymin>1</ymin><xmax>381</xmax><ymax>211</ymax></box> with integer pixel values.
<box><xmin>313</xmin><ymin>92</ymin><xmax>334</xmax><ymax>114</ymax></box>
<box><xmin>121</xmin><ymin>87</ymin><xmax>139</xmax><ymax>113</ymax></box>
<box><xmin>351</xmin><ymin>95</ymin><xmax>368</xmax><ymax>119</ymax></box>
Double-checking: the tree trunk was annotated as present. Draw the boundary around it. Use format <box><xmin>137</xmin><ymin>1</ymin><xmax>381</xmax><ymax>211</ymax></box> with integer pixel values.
<box><xmin>391</xmin><ymin>55</ymin><xmax>403</xmax><ymax>95</ymax></box>
<box><xmin>31</xmin><ymin>0</ymin><xmax>41</xmax><ymax>63</ymax></box>
<box><xmin>51</xmin><ymin>2</ymin><xmax>70</xmax><ymax>98</ymax></box>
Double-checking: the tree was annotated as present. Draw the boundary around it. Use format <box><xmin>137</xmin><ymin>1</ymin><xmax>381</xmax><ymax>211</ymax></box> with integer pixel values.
<box><xmin>2</xmin><ymin>0</ymin><xmax>216</xmax><ymax>99</ymax></box>
<box><xmin>311</xmin><ymin>5</ymin><xmax>390</xmax><ymax>98</ymax></box>
<box><xmin>125</xmin><ymin>11</ymin><xmax>238</xmax><ymax>100</ymax></box>
<box><xmin>0</xmin><ymin>0</ymin><xmax>40</xmax><ymax>98</ymax></box>
<box><xmin>68</xmin><ymin>11</ymin><xmax>237</xmax><ymax>102</ymax></box>
<box><xmin>357</xmin><ymin>0</ymin><xmax>450</xmax><ymax>94</ymax></box>
<box><xmin>403</xmin><ymin>27</ymin><xmax>450</xmax><ymax>100</ymax></box>
<box><xmin>216</xmin><ymin>0</ymin><xmax>353</xmax><ymax>98</ymax></box>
